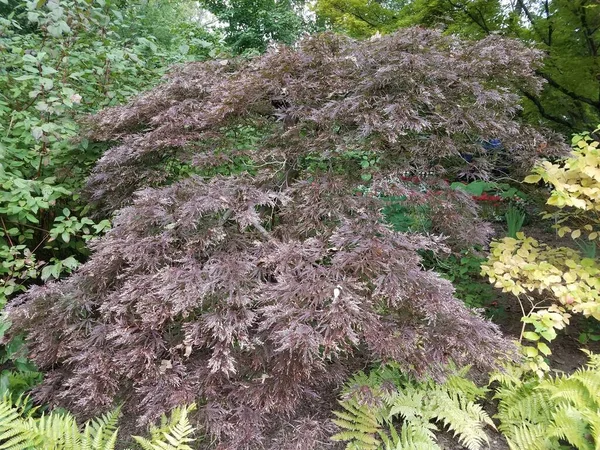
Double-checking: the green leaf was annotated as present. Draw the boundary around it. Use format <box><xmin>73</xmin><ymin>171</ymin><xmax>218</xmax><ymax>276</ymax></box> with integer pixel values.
<box><xmin>41</xmin><ymin>265</ymin><xmax>53</xmax><ymax>281</ymax></box>
<box><xmin>61</xmin><ymin>256</ymin><xmax>79</xmax><ymax>270</ymax></box>
<box><xmin>31</xmin><ymin>127</ymin><xmax>43</xmax><ymax>141</ymax></box>
<box><xmin>25</xmin><ymin>214</ymin><xmax>39</xmax><ymax>224</ymax></box>
<box><xmin>523</xmin><ymin>346</ymin><xmax>539</xmax><ymax>358</ymax></box>
<box><xmin>537</xmin><ymin>342</ymin><xmax>551</xmax><ymax>356</ymax></box>
<box><xmin>522</xmin><ymin>332</ymin><xmax>540</xmax><ymax>341</ymax></box>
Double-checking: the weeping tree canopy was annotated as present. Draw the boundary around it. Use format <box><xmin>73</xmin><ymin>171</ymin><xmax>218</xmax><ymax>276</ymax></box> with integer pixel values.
<box><xmin>7</xmin><ymin>28</ymin><xmax>566</xmax><ymax>449</ymax></box>
<box><xmin>315</xmin><ymin>0</ymin><xmax>600</xmax><ymax>133</ymax></box>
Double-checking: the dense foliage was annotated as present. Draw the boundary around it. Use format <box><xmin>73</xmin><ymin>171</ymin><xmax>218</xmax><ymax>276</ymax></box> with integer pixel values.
<box><xmin>200</xmin><ymin>0</ymin><xmax>312</xmax><ymax>54</ymax></box>
<box><xmin>492</xmin><ymin>352</ymin><xmax>600</xmax><ymax>450</ymax></box>
<box><xmin>0</xmin><ymin>0</ymin><xmax>226</xmax><ymax>401</ymax></box>
<box><xmin>5</xmin><ymin>28</ymin><xmax>567</xmax><ymax>448</ymax></box>
<box><xmin>483</xmin><ymin>127</ymin><xmax>600</xmax><ymax>374</ymax></box>
<box><xmin>315</xmin><ymin>0</ymin><xmax>600</xmax><ymax>132</ymax></box>
<box><xmin>0</xmin><ymin>0</ymin><xmax>223</xmax><ymax>305</ymax></box>
<box><xmin>0</xmin><ymin>396</ymin><xmax>197</xmax><ymax>450</ymax></box>
<box><xmin>333</xmin><ymin>351</ymin><xmax>600</xmax><ymax>450</ymax></box>
<box><xmin>332</xmin><ymin>363</ymin><xmax>493</xmax><ymax>450</ymax></box>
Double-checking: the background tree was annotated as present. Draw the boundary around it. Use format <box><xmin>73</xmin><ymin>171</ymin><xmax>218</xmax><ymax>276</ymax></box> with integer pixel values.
<box><xmin>315</xmin><ymin>0</ymin><xmax>600</xmax><ymax>133</ymax></box>
<box><xmin>200</xmin><ymin>0</ymin><xmax>311</xmax><ymax>53</ymax></box>
<box><xmin>7</xmin><ymin>28</ymin><xmax>566</xmax><ymax>449</ymax></box>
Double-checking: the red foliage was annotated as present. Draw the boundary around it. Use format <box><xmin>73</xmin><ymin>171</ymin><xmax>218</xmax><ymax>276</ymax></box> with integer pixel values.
<box><xmin>6</xmin><ymin>29</ymin><xmax>567</xmax><ymax>449</ymax></box>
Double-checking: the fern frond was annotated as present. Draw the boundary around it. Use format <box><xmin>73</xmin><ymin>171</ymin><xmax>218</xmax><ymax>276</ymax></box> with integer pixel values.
<box><xmin>387</xmin><ymin>391</ymin><xmax>426</xmax><ymax>422</ymax></box>
<box><xmin>331</xmin><ymin>402</ymin><xmax>382</xmax><ymax>450</ymax></box>
<box><xmin>504</xmin><ymin>423</ymin><xmax>551</xmax><ymax>450</ymax></box>
<box><xmin>582</xmin><ymin>350</ymin><xmax>600</xmax><ymax>370</ymax></box>
<box><xmin>132</xmin><ymin>404</ymin><xmax>197</xmax><ymax>450</ymax></box>
<box><xmin>80</xmin><ymin>407</ymin><xmax>121</xmax><ymax>450</ymax></box>
<box><xmin>430</xmin><ymin>393</ymin><xmax>489</xmax><ymax>450</ymax></box>
<box><xmin>396</xmin><ymin>422</ymin><xmax>439</xmax><ymax>450</ymax></box>
<box><xmin>495</xmin><ymin>355</ymin><xmax>600</xmax><ymax>450</ymax></box>
<box><xmin>489</xmin><ymin>366</ymin><xmax>525</xmax><ymax>388</ymax></box>
<box><xmin>495</xmin><ymin>385</ymin><xmax>553</xmax><ymax>432</ymax></box>
<box><xmin>444</xmin><ymin>373</ymin><xmax>488</xmax><ymax>402</ymax></box>
<box><xmin>548</xmin><ymin>405</ymin><xmax>592</xmax><ymax>450</ymax></box>
<box><xmin>542</xmin><ymin>377</ymin><xmax>595</xmax><ymax>410</ymax></box>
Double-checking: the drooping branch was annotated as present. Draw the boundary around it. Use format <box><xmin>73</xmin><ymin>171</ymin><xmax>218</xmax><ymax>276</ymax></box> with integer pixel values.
<box><xmin>446</xmin><ymin>0</ymin><xmax>491</xmax><ymax>35</ymax></box>
<box><xmin>537</xmin><ymin>70</ymin><xmax>600</xmax><ymax>110</ymax></box>
<box><xmin>521</xmin><ymin>89</ymin><xmax>573</xmax><ymax>129</ymax></box>
<box><xmin>515</xmin><ymin>0</ymin><xmax>550</xmax><ymax>46</ymax></box>
<box><xmin>250</xmin><ymin>217</ymin><xmax>275</xmax><ymax>241</ymax></box>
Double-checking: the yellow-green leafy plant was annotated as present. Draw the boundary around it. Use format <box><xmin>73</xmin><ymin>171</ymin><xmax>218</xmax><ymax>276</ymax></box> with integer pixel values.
<box><xmin>491</xmin><ymin>351</ymin><xmax>600</xmax><ymax>450</ymax></box>
<box><xmin>482</xmin><ymin>126</ymin><xmax>600</xmax><ymax>374</ymax></box>
<box><xmin>0</xmin><ymin>396</ymin><xmax>197</xmax><ymax>450</ymax></box>
<box><xmin>331</xmin><ymin>363</ymin><xmax>494</xmax><ymax>450</ymax></box>
<box><xmin>132</xmin><ymin>404</ymin><xmax>197</xmax><ymax>450</ymax></box>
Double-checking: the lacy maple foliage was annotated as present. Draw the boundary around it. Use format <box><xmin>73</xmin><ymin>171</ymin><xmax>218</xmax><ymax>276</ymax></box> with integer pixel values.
<box><xmin>7</xmin><ymin>29</ymin><xmax>566</xmax><ymax>449</ymax></box>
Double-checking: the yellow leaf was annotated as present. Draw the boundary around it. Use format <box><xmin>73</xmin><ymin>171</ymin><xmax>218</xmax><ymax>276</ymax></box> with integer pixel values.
<box><xmin>524</xmin><ymin>174</ymin><xmax>542</xmax><ymax>184</ymax></box>
<box><xmin>522</xmin><ymin>346</ymin><xmax>539</xmax><ymax>358</ymax></box>
<box><xmin>572</xmin><ymin>229</ymin><xmax>582</xmax><ymax>239</ymax></box>
<box><xmin>563</xmin><ymin>272</ymin><xmax>577</xmax><ymax>283</ymax></box>
<box><xmin>537</xmin><ymin>342</ymin><xmax>552</xmax><ymax>356</ymax></box>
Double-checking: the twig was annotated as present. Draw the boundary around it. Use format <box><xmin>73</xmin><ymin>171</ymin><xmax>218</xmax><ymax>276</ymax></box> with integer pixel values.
<box><xmin>0</xmin><ymin>217</ymin><xmax>13</xmax><ymax>247</ymax></box>
<box><xmin>251</xmin><ymin>218</ymin><xmax>275</xmax><ymax>242</ymax></box>
<box><xmin>219</xmin><ymin>209</ymin><xmax>234</xmax><ymax>226</ymax></box>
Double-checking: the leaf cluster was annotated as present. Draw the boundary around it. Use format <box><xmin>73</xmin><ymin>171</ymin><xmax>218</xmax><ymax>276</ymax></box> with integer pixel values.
<box><xmin>483</xmin><ymin>128</ymin><xmax>600</xmax><ymax>373</ymax></box>
<box><xmin>0</xmin><ymin>0</ymin><xmax>223</xmax><ymax>305</ymax></box>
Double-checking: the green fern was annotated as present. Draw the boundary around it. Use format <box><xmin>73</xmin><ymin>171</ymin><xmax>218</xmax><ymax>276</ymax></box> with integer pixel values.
<box><xmin>331</xmin><ymin>363</ymin><xmax>492</xmax><ymax>450</ymax></box>
<box><xmin>0</xmin><ymin>396</ymin><xmax>198</xmax><ymax>450</ymax></box>
<box><xmin>493</xmin><ymin>351</ymin><xmax>600</xmax><ymax>450</ymax></box>
<box><xmin>132</xmin><ymin>404</ymin><xmax>197</xmax><ymax>450</ymax></box>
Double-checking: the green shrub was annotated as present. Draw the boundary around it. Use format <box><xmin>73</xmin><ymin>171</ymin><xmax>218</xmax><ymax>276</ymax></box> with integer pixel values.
<box><xmin>0</xmin><ymin>0</ymin><xmax>222</xmax><ymax>305</ymax></box>
<box><xmin>422</xmin><ymin>250</ymin><xmax>497</xmax><ymax>311</ymax></box>
<box><xmin>482</xmin><ymin>127</ymin><xmax>600</xmax><ymax>374</ymax></box>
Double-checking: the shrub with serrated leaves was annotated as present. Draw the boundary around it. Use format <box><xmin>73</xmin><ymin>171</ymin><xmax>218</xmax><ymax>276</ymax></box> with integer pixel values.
<box><xmin>7</xmin><ymin>29</ymin><xmax>567</xmax><ymax>449</ymax></box>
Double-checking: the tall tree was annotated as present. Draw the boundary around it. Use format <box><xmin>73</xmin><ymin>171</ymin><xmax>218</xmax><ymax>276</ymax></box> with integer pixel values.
<box><xmin>315</xmin><ymin>0</ymin><xmax>600</xmax><ymax>132</ymax></box>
